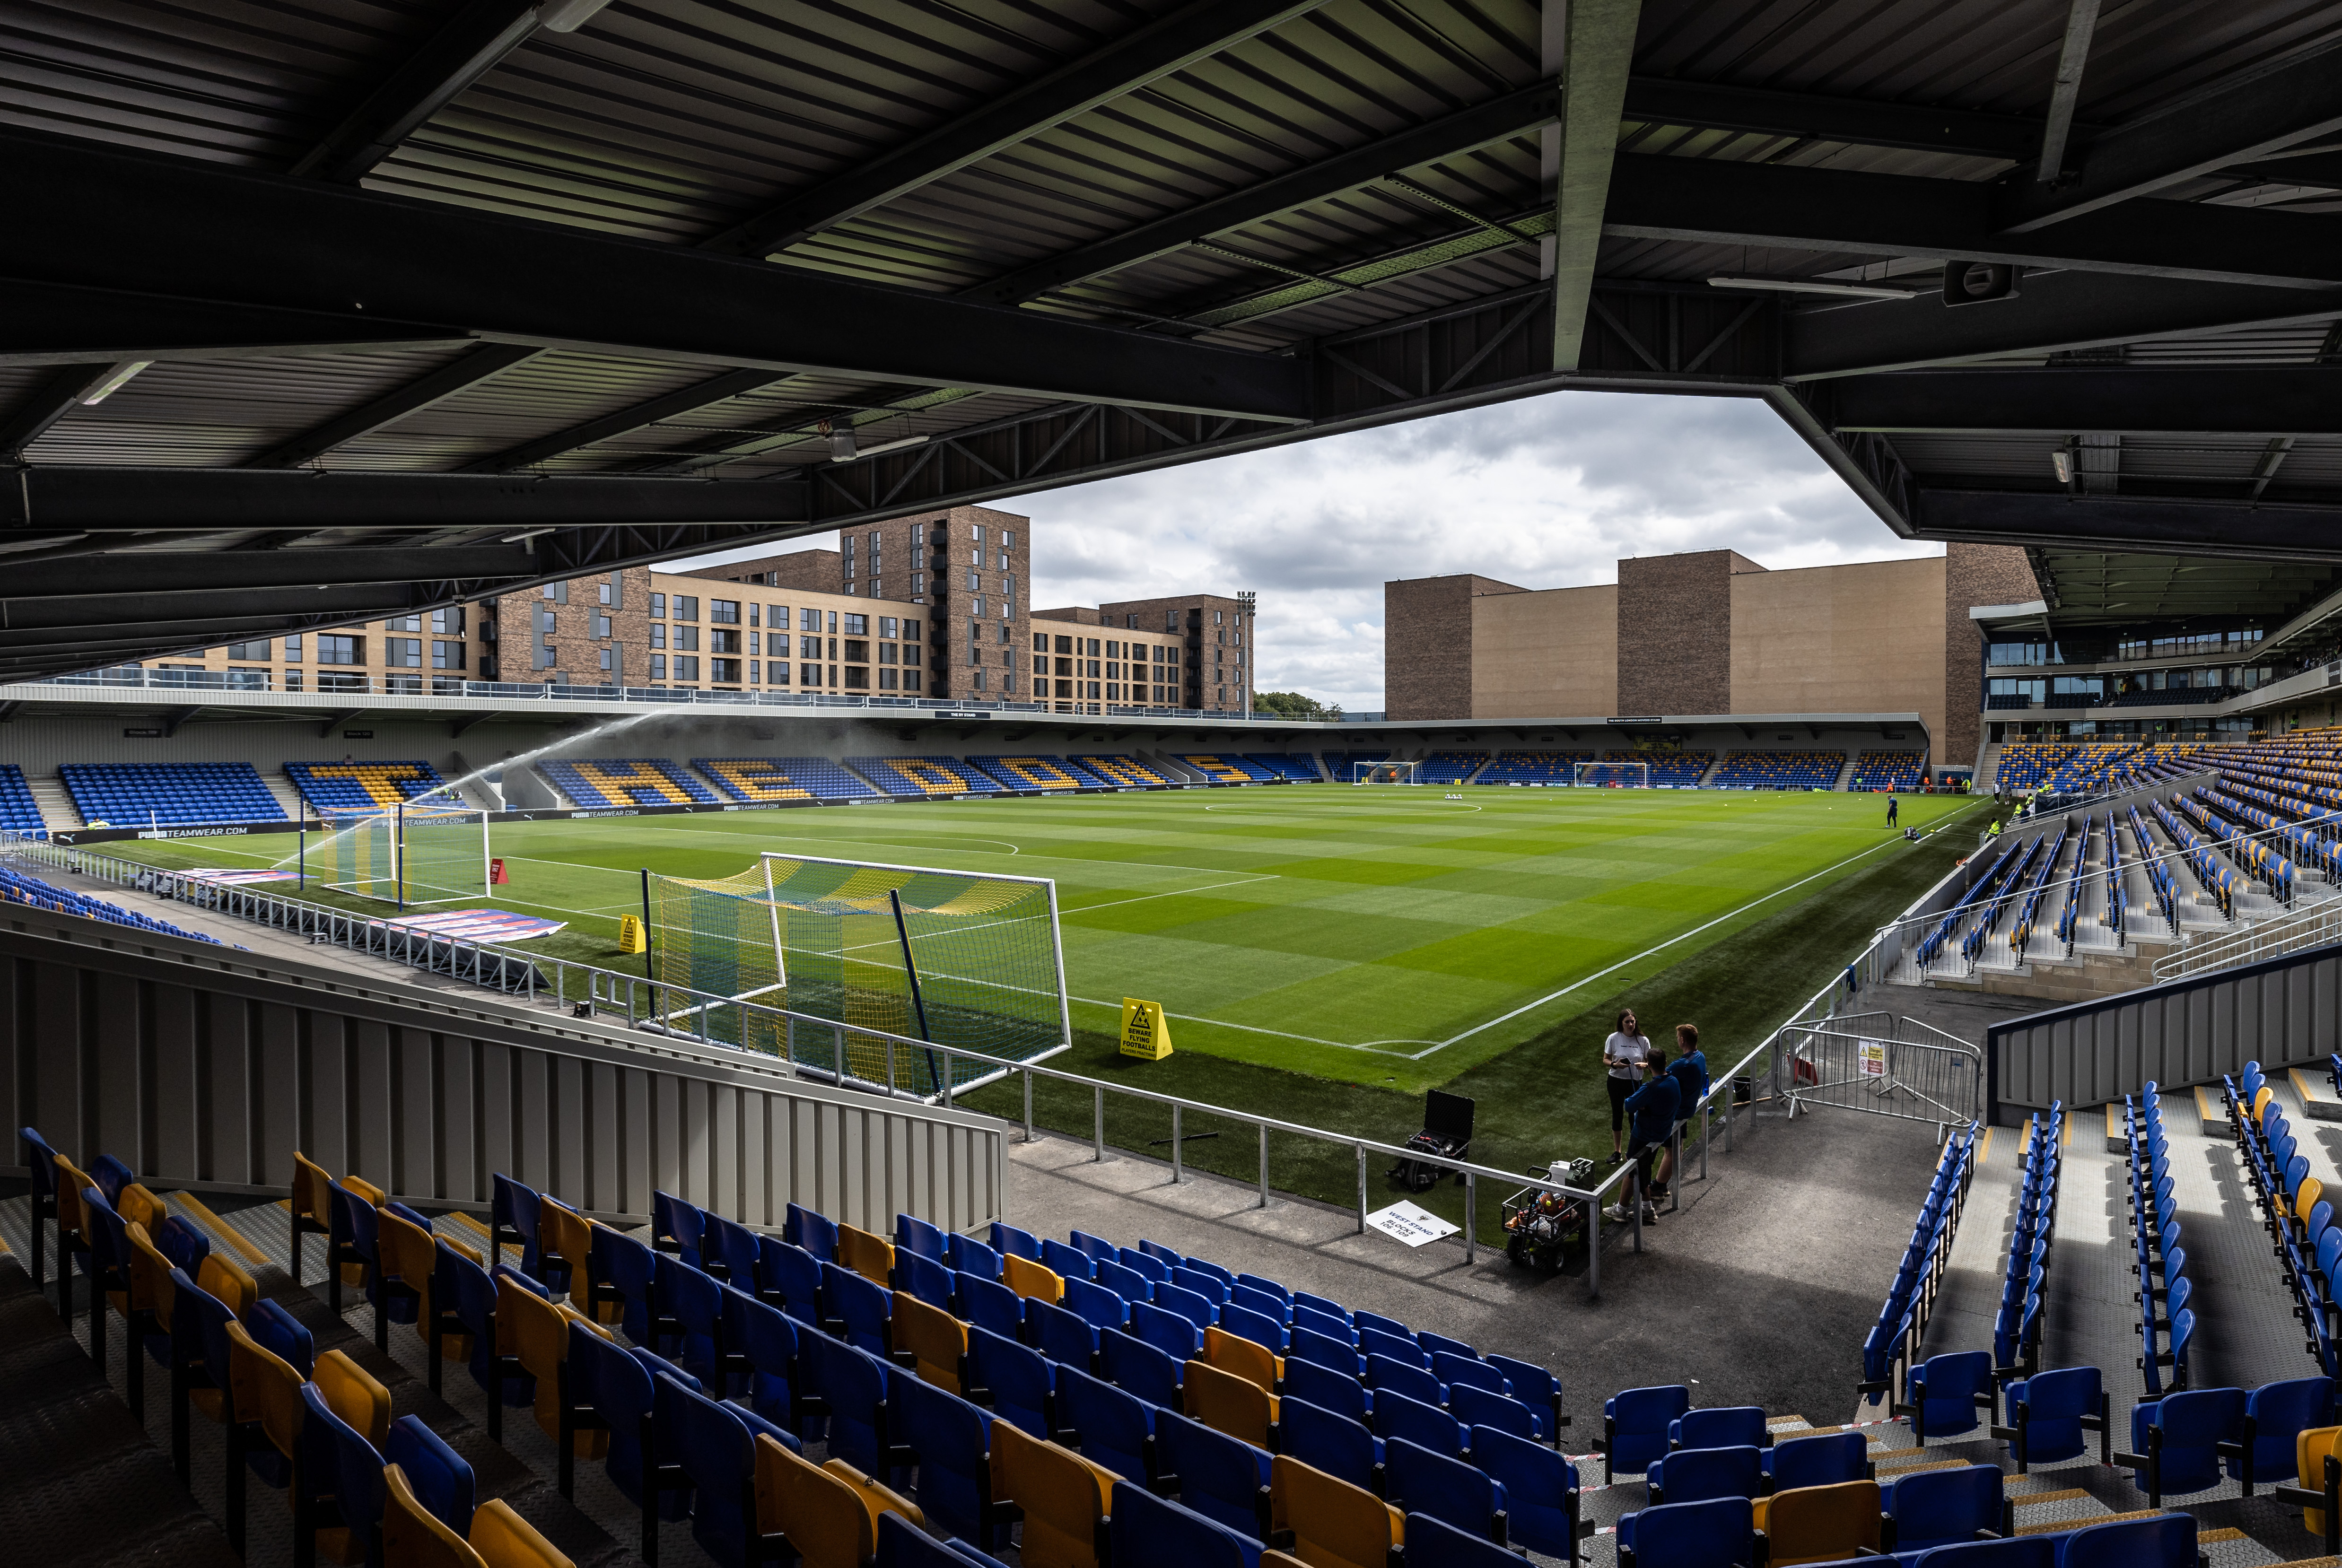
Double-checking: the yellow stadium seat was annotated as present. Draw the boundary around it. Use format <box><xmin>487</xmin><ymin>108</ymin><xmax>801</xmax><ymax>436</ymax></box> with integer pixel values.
<box><xmin>292</xmin><ymin>1152</ymin><xmax>336</xmax><ymax>1283</ymax></box>
<box><xmin>1267</xmin><ymin>1455</ymin><xmax>1404</xmax><ymax>1568</ymax></box>
<box><xmin>385</xmin><ymin>1463</ymin><xmax>482</xmax><ymax>1568</ymax></box>
<box><xmin>2300</xmin><ymin>1425</ymin><xmax>2342</xmax><ymax>1540</ymax></box>
<box><xmin>1759</xmin><ymin>1480</ymin><xmax>1882</xmax><ymax>1566</ymax></box>
<box><xmin>197</xmin><ymin>1250</ymin><xmax>258</xmax><ymax>1320</ymax></box>
<box><xmin>1202</xmin><ymin>1325</ymin><xmax>1280</xmax><ymax>1393</ymax></box>
<box><xmin>500</xmin><ymin>1272</ymin><xmax>610</xmax><ymax>1455</ymax></box>
<box><xmin>891</xmin><ymin>1292</ymin><xmax>968</xmax><ymax>1393</ymax></box>
<box><xmin>537</xmin><ymin>1197</ymin><xmax>594</xmax><ymax>1303</ymax></box>
<box><xmin>990</xmin><ymin>1421</ymin><xmax>1113</xmax><ymax>1568</ymax></box>
<box><xmin>838</xmin><ymin>1223</ymin><xmax>895</xmax><ymax>1287</ymax></box>
<box><xmin>1004</xmin><ymin>1253</ymin><xmax>1064</xmax><ymax>1303</ymax></box>
<box><xmin>1185</xmin><ymin>1357</ymin><xmax>1276</xmax><ymax>1448</ymax></box>
<box><xmin>756</xmin><ymin>1433</ymin><xmax>922</xmax><ymax>1568</ymax></box>
<box><xmin>376</xmin><ymin>1209</ymin><xmax>458</xmax><ymax>1359</ymax></box>
<box><xmin>467</xmin><ymin>1500</ymin><xmax>573</xmax><ymax>1568</ymax></box>
<box><xmin>315</xmin><ymin>1347</ymin><xmax>393</xmax><ymax>1450</ymax></box>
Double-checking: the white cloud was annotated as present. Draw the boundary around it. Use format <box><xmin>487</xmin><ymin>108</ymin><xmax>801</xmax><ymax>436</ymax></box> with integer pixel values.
<box><xmin>675</xmin><ymin>390</ymin><xmax>1939</xmax><ymax>711</ymax></box>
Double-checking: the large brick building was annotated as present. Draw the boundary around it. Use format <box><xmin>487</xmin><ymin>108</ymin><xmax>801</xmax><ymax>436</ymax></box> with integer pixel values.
<box><xmin>1386</xmin><ymin>544</ymin><xmax>2040</xmax><ymax>770</ymax></box>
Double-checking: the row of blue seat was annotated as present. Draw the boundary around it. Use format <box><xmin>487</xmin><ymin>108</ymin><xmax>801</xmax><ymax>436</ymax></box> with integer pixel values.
<box><xmin>1860</xmin><ymin>1128</ymin><xmax>1975</xmax><ymax>1411</ymax></box>
<box><xmin>1616</xmin><ymin>1499</ymin><xmax>2190</xmax><ymax>1568</ymax></box>
<box><xmin>2230</xmin><ymin>1064</ymin><xmax>2340</xmax><ymax>1379</ymax></box>
<box><xmin>0</xmin><ymin>862</ymin><xmax>222</xmax><ymax>945</ymax></box>
<box><xmin>2125</xmin><ymin>1089</ymin><xmax>2193</xmax><ymax>1396</ymax></box>
<box><xmin>1993</xmin><ymin>1109</ymin><xmax>2060</xmax><ymax>1377</ymax></box>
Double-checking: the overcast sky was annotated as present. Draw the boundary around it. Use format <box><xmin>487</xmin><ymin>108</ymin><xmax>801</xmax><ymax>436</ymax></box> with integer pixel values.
<box><xmin>676</xmin><ymin>390</ymin><xmax>1941</xmax><ymax>711</ymax></box>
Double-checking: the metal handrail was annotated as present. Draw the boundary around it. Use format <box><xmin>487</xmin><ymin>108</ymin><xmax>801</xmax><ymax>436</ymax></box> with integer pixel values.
<box><xmin>2153</xmin><ymin>897</ymin><xmax>2342</xmax><ymax>982</ymax></box>
<box><xmin>3</xmin><ymin>826</ymin><xmax>1835</xmax><ymax>1297</ymax></box>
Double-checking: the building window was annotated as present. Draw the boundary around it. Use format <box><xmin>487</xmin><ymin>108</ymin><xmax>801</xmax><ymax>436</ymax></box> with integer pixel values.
<box><xmin>972</xmin><ymin>597</ymin><xmax>985</xmax><ymax>617</ymax></box>
<box><xmin>844</xmin><ymin>613</ymin><xmax>867</xmax><ymax>636</ymax></box>
<box><xmin>769</xmin><ymin>660</ymin><xmax>787</xmax><ymax>684</ymax></box>
<box><xmin>649</xmin><ymin>653</ymin><xmax>667</xmax><ymax>679</ymax></box>
<box><xmin>712</xmin><ymin>599</ymin><xmax>740</xmax><ymax>624</ymax></box>
<box><xmin>594</xmin><ymin>611</ymin><xmax>612</xmax><ymax>638</ymax></box>
<box><xmin>747</xmin><ymin>659</ymin><xmax>760</xmax><ymax>683</ymax></box>
<box><xmin>802</xmin><ymin>662</ymin><xmax>821</xmax><ymax>686</ymax></box>
<box><xmin>673</xmin><ymin>595</ymin><xmax>699</xmax><ymax>621</ymax></box>
<box><xmin>840</xmin><ymin>666</ymin><xmax>867</xmax><ymax>690</ymax></box>
<box><xmin>799</xmin><ymin>607</ymin><xmax>818</xmax><ymax>631</ymax></box>
<box><xmin>769</xmin><ymin>603</ymin><xmax>786</xmax><ymax>627</ymax></box>
<box><xmin>673</xmin><ymin>655</ymin><xmax>699</xmax><ymax>680</ymax></box>
<box><xmin>878</xmin><ymin>643</ymin><xmax>897</xmax><ymax>665</ymax></box>
<box><xmin>226</xmin><ymin>639</ymin><xmax>271</xmax><ymax>660</ymax></box>
<box><xmin>712</xmin><ymin>658</ymin><xmax>741</xmax><ymax>684</ymax></box>
<box><xmin>543</xmin><ymin>581</ymin><xmax>568</xmax><ymax>604</ymax></box>
<box><xmin>600</xmin><ymin>647</ymin><xmax>615</xmax><ymax>672</ymax></box>
<box><xmin>433</xmin><ymin>607</ymin><xmax>464</xmax><ymax>634</ymax></box>
<box><xmin>904</xmin><ymin>671</ymin><xmax>920</xmax><ymax>693</ymax></box>
<box><xmin>649</xmin><ymin>624</ymin><xmax>666</xmax><ymax>650</ymax></box>
<box><xmin>972</xmin><ymin>669</ymin><xmax>987</xmax><ymax>690</ymax></box>
<box><xmin>432</xmin><ymin>640</ymin><xmax>465</xmax><ymax>670</ymax></box>
<box><xmin>972</xmin><ymin>524</ymin><xmax>985</xmax><ymax>543</ymax></box>
<box><xmin>598</xmin><ymin>581</ymin><xmax>612</xmax><ymax>605</ymax></box>
<box><xmin>284</xmin><ymin>634</ymin><xmax>302</xmax><ymax>662</ymax></box>
<box><xmin>384</xmin><ymin>613</ymin><xmax>420</xmax><ymax>633</ymax></box>
<box><xmin>969</xmin><ymin>647</ymin><xmax>982</xmax><ymax>665</ymax></box>
<box><xmin>673</xmin><ymin>626</ymin><xmax>699</xmax><ymax>651</ymax></box>
<box><xmin>318</xmin><ymin>635</ymin><xmax>363</xmax><ymax>665</ymax></box>
<box><xmin>651</xmin><ymin>592</ymin><xmax>666</xmax><ymax>617</ymax></box>
<box><xmin>901</xmin><ymin>643</ymin><xmax>920</xmax><ymax>667</ymax></box>
<box><xmin>712</xmin><ymin>629</ymin><xmax>741</xmax><ymax>653</ymax></box>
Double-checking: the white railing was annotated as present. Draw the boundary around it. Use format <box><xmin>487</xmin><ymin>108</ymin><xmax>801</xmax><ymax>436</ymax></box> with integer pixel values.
<box><xmin>2153</xmin><ymin>898</ymin><xmax>2342</xmax><ymax>982</ymax></box>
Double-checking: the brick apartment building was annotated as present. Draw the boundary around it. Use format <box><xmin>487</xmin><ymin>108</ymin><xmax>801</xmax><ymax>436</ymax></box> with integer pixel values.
<box><xmin>145</xmin><ymin>503</ymin><xmax>1254</xmax><ymax>714</ymax></box>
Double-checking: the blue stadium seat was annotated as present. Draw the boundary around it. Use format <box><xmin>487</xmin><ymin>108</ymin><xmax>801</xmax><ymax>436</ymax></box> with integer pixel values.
<box><xmin>967</xmin><ymin>1324</ymin><xmax>1052</xmax><ymax>1440</ymax></box>
<box><xmin>1604</xmin><ymin>1385</ymin><xmax>1690</xmax><ymax>1480</ymax></box>
<box><xmin>1884</xmin><ymin>1463</ymin><xmax>2006</xmax><ymax>1554</ymax></box>
<box><xmin>1384</xmin><ymin>1437</ymin><xmax>1505</xmax><ymax>1542</ymax></box>
<box><xmin>1468</xmin><ymin>1424</ymin><xmax>1576</xmax><ymax>1558</ymax></box>
<box><xmin>1056</xmin><ymin>1364</ymin><xmax>1155</xmax><ymax>1485</ymax></box>
<box><xmin>1154</xmin><ymin>1409</ymin><xmax>1269</xmax><ymax>1541</ymax></box>
<box><xmin>889</xmin><ymin>1368</ymin><xmax>1005</xmax><ymax>1547</ymax></box>
<box><xmin>1276</xmin><ymin>1397</ymin><xmax>1381</xmax><ymax>1492</ymax></box>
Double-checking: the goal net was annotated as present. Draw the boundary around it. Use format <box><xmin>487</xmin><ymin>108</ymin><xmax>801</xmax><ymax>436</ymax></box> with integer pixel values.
<box><xmin>311</xmin><ymin>804</ymin><xmax>489</xmax><ymax>905</ymax></box>
<box><xmin>1574</xmin><ymin>761</ymin><xmax>1650</xmax><ymax>788</ymax></box>
<box><xmin>1352</xmin><ymin>761</ymin><xmax>1420</xmax><ymax>785</ymax></box>
<box><xmin>646</xmin><ymin>852</ymin><xmax>1070</xmax><ymax>1098</ymax></box>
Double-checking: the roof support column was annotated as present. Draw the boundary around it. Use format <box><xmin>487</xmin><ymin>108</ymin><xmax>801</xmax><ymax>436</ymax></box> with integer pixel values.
<box><xmin>1544</xmin><ymin>0</ymin><xmax>1643</xmax><ymax>369</ymax></box>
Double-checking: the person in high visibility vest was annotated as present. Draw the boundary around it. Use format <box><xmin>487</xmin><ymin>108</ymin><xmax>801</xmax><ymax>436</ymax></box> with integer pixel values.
<box><xmin>1989</xmin><ymin>819</ymin><xmax>2002</xmax><ymax>837</ymax></box>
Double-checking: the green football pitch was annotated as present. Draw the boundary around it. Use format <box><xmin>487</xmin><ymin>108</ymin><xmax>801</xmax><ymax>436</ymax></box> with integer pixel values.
<box><xmin>109</xmin><ymin>785</ymin><xmax>1975</xmax><ymax>1092</ymax></box>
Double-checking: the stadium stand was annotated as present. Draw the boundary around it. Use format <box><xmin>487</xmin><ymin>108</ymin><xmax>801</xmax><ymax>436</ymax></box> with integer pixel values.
<box><xmin>968</xmin><ymin>756</ymin><xmax>1092</xmax><ymax>792</ymax></box>
<box><xmin>1989</xmin><ymin>1109</ymin><xmax>2060</xmax><ymax>1382</ymax></box>
<box><xmin>1991</xmin><ymin>742</ymin><xmax>2079</xmax><ymax>792</ymax></box>
<box><xmin>0</xmin><ymin>763</ymin><xmax>46</xmax><ymax>836</ymax></box>
<box><xmin>694</xmin><ymin>756</ymin><xmax>881</xmax><ymax>802</ymax></box>
<box><xmin>1323</xmin><ymin>750</ymin><xmax>1389</xmax><ymax>781</ymax></box>
<box><xmin>59</xmin><ymin>762</ymin><xmax>287</xmax><ymax>827</ymax></box>
<box><xmin>285</xmin><ymin>759</ymin><xmax>458</xmax><ymax>813</ymax></box>
<box><xmin>1418</xmin><ymin>751</ymin><xmax>1489</xmax><ymax>784</ymax></box>
<box><xmin>1</xmin><ymin>863</ymin><xmax>222</xmax><ymax>942</ymax></box>
<box><xmin>1846</xmin><ymin>752</ymin><xmax>1925</xmax><ymax>792</ymax></box>
<box><xmin>1075</xmin><ymin>755</ymin><xmax>1170</xmax><ymax>787</ymax></box>
<box><xmin>2125</xmin><ymin>1089</ymin><xmax>2198</xmax><ymax>1397</ymax></box>
<box><xmin>1477</xmin><ymin>751</ymin><xmax>1595</xmax><ymax>785</ymax></box>
<box><xmin>1602</xmin><ymin>749</ymin><xmax>1711</xmax><ymax>787</ymax></box>
<box><xmin>1244</xmin><ymin>754</ymin><xmax>1322</xmax><ymax>782</ymax></box>
<box><xmin>2231</xmin><ymin>1063</ymin><xmax>2337</xmax><ymax>1380</ymax></box>
<box><xmin>1182</xmin><ymin>755</ymin><xmax>1274</xmax><ymax>783</ymax></box>
<box><xmin>537</xmin><ymin>757</ymin><xmax>719</xmax><ymax>808</ymax></box>
<box><xmin>1710</xmin><ymin>751</ymin><xmax>1846</xmax><ymax>791</ymax></box>
<box><xmin>850</xmin><ymin>757</ymin><xmax>1006</xmax><ymax>797</ymax></box>
<box><xmin>1858</xmin><ymin>1128</ymin><xmax>1975</xmax><ymax>1414</ymax></box>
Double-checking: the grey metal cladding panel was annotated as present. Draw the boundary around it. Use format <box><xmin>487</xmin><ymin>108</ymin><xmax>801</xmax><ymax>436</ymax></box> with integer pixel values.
<box><xmin>2319</xmin><ymin>956</ymin><xmax>2340</xmax><ymax>1056</ymax></box>
<box><xmin>306</xmin><ymin>1012</ymin><xmax>346</xmax><ymax>1180</ymax></box>
<box><xmin>587</xmin><ymin>1061</ymin><xmax>620</xmax><ymax>1216</ymax></box>
<box><xmin>206</xmin><ymin>993</ymin><xmax>252</xmax><ymax>1186</ymax></box>
<box><xmin>94</xmin><ymin>980</ymin><xmax>141</xmax><ymax>1174</ymax></box>
<box><xmin>152</xmin><ymin>984</ymin><xmax>200</xmax><ymax>1179</ymax></box>
<box><xmin>479</xmin><ymin>1041</ymin><xmax>514</xmax><ymax>1190</ymax></box>
<box><xmin>352</xmin><ymin>1020</ymin><xmax>394</xmax><ymax>1191</ymax></box>
<box><xmin>31</xmin><ymin>961</ymin><xmax>81</xmax><ymax>1163</ymax></box>
<box><xmin>623</xmin><ymin>1065</ymin><xmax>653</xmax><ymax>1218</ymax></box>
<box><xmin>0</xmin><ymin>959</ymin><xmax>19</xmax><ymax>1150</ymax></box>
<box><xmin>554</xmin><ymin>1054</ymin><xmax>586</xmax><ymax>1208</ymax></box>
<box><xmin>442</xmin><ymin>1035</ymin><xmax>478</xmax><ymax>1204</ymax></box>
<box><xmin>257</xmin><ymin>1002</ymin><xmax>300</xmax><ymax>1189</ymax></box>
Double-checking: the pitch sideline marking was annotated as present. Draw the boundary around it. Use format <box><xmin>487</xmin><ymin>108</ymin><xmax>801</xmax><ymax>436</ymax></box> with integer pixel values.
<box><xmin>1410</xmin><ymin>821</ymin><xmax>1958</xmax><ymax>1060</ymax></box>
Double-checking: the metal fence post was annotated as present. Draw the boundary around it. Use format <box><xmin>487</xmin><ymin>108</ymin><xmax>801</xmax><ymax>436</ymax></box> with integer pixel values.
<box><xmin>834</xmin><ymin>1026</ymin><xmax>846</xmax><ymax>1085</ymax></box>
<box><xmin>1024</xmin><ymin>1070</ymin><xmax>1034</xmax><ymax>1142</ymax></box>
<box><xmin>1587</xmin><ymin>1193</ymin><xmax>1600</xmax><ymax>1298</ymax></box>
<box><xmin>1356</xmin><ymin>1146</ymin><xmax>1367</xmax><ymax>1233</ymax></box>
<box><xmin>1700</xmin><ymin>1102</ymin><xmax>1710</xmax><ymax>1182</ymax></box>
<box><xmin>1093</xmin><ymin>1085</ymin><xmax>1104</xmax><ymax>1161</ymax></box>
<box><xmin>1258</xmin><ymin>1124</ymin><xmax>1269</xmax><ymax>1209</ymax></box>
<box><xmin>1171</xmin><ymin>1105</ymin><xmax>1182</xmax><ymax>1185</ymax></box>
<box><xmin>1464</xmin><ymin>1172</ymin><xmax>1475</xmax><ymax>1263</ymax></box>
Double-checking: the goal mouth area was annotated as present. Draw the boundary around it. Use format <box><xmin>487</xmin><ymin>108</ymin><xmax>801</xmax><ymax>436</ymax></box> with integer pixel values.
<box><xmin>307</xmin><ymin>805</ymin><xmax>490</xmax><ymax>906</ymax></box>
<box><xmin>1573</xmin><ymin>762</ymin><xmax>1652</xmax><ymax>788</ymax></box>
<box><xmin>1351</xmin><ymin>762</ymin><xmax>1420</xmax><ymax>785</ymax></box>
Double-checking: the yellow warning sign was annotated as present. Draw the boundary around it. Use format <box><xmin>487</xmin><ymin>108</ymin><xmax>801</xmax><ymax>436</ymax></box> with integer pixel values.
<box><xmin>1119</xmin><ymin>997</ymin><xmax>1172</xmax><ymax>1061</ymax></box>
<box><xmin>618</xmin><ymin>914</ymin><xmax>648</xmax><ymax>955</ymax></box>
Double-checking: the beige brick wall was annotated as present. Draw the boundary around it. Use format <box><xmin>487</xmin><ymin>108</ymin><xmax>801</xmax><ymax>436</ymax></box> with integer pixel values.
<box><xmin>1474</xmin><ymin>584</ymin><xmax>1616</xmax><ymax>717</ymax></box>
<box><xmin>1730</xmin><ymin>557</ymin><xmax>1948</xmax><ymax>744</ymax></box>
<box><xmin>1386</xmin><ymin>575</ymin><xmax>1523</xmax><ymax>719</ymax></box>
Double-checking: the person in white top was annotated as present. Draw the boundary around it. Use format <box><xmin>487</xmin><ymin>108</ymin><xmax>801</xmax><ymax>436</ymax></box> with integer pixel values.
<box><xmin>1603</xmin><ymin>1009</ymin><xmax>1653</xmax><ymax>1162</ymax></box>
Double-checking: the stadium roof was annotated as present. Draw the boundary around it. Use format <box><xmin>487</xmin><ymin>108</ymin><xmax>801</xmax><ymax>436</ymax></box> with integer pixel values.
<box><xmin>2015</xmin><ymin>550</ymin><xmax>2342</xmax><ymax>628</ymax></box>
<box><xmin>4</xmin><ymin>0</ymin><xmax>2342</xmax><ymax>682</ymax></box>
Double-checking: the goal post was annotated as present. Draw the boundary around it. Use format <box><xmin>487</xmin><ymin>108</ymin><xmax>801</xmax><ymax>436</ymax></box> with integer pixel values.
<box><xmin>1574</xmin><ymin>761</ymin><xmax>1651</xmax><ymax>789</ymax></box>
<box><xmin>1352</xmin><ymin>761</ymin><xmax>1420</xmax><ymax>785</ymax></box>
<box><xmin>644</xmin><ymin>852</ymin><xmax>1071</xmax><ymax>1099</ymax></box>
<box><xmin>310</xmin><ymin>803</ymin><xmax>489</xmax><ymax>906</ymax></box>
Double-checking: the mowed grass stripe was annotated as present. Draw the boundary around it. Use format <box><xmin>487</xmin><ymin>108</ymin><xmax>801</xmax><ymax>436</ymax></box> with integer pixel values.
<box><xmin>106</xmin><ymin>786</ymin><xmax>1976</xmax><ymax>1088</ymax></box>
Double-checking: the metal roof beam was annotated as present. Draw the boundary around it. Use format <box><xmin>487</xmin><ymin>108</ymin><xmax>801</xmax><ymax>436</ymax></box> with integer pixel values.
<box><xmin>1914</xmin><ymin>489</ymin><xmax>2342</xmax><ymax>561</ymax></box>
<box><xmin>0</xmin><ymin>280</ymin><xmax>474</xmax><ymax>370</ymax></box>
<box><xmin>247</xmin><ymin>344</ymin><xmax>545</xmax><ymax>469</ymax></box>
<box><xmin>1783</xmin><ymin>270</ymin><xmax>2342</xmax><ymax>381</ymax></box>
<box><xmin>2035</xmin><ymin>0</ymin><xmax>2101</xmax><ymax>183</ymax></box>
<box><xmin>0</xmin><ymin>585</ymin><xmax>402</xmax><ymax>633</ymax></box>
<box><xmin>13</xmin><ymin>468</ymin><xmax>809</xmax><ymax>531</ymax></box>
<box><xmin>0</xmin><ymin>131</ymin><xmax>1312</xmax><ymax>424</ymax></box>
<box><xmin>464</xmin><ymin>367</ymin><xmax>786</xmax><ymax>472</ymax></box>
<box><xmin>1549</xmin><ymin>0</ymin><xmax>1644</xmax><ymax>369</ymax></box>
<box><xmin>970</xmin><ymin>81</ymin><xmax>1560</xmax><ymax>307</ymax></box>
<box><xmin>0</xmin><ymin>363</ymin><xmax>117</xmax><ymax>456</ymax></box>
<box><xmin>290</xmin><ymin>0</ymin><xmax>542</xmax><ymax>184</ymax></box>
<box><xmin>699</xmin><ymin>0</ymin><xmax>1329</xmax><ymax>259</ymax></box>
<box><xmin>1605</xmin><ymin>153</ymin><xmax>2342</xmax><ymax>289</ymax></box>
<box><xmin>0</xmin><ymin>547</ymin><xmax>537</xmax><ymax>598</ymax></box>
<box><xmin>1617</xmin><ymin>78</ymin><xmax>2060</xmax><ymax>162</ymax></box>
<box><xmin>1827</xmin><ymin>367</ymin><xmax>2342</xmax><ymax>435</ymax></box>
<box><xmin>1996</xmin><ymin>39</ymin><xmax>2342</xmax><ymax>232</ymax></box>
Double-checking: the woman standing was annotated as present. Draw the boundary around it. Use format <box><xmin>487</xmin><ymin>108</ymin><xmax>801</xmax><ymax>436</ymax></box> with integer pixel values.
<box><xmin>1604</xmin><ymin>1008</ymin><xmax>1653</xmax><ymax>1163</ymax></box>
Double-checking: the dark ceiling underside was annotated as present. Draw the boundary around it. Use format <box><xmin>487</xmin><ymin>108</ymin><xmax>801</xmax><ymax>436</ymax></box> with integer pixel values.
<box><xmin>4</xmin><ymin>0</ymin><xmax>2342</xmax><ymax>681</ymax></box>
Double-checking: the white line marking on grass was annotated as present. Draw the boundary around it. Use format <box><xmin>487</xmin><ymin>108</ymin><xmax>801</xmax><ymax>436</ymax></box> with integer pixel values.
<box><xmin>1063</xmin><ymin>994</ymin><xmax>1431</xmax><ymax>1055</ymax></box>
<box><xmin>1408</xmin><ymin>826</ymin><xmax>1940</xmax><ymax>1060</ymax></box>
<box><xmin>1060</xmin><ymin>874</ymin><xmax>1281</xmax><ymax>916</ymax></box>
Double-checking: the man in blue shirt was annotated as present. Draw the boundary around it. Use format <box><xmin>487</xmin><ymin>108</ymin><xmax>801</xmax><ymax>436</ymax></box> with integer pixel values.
<box><xmin>1653</xmin><ymin>1025</ymin><xmax>1709</xmax><ymax>1199</ymax></box>
<box><xmin>1606</xmin><ymin>1067</ymin><xmax>1679</xmax><ymax>1225</ymax></box>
